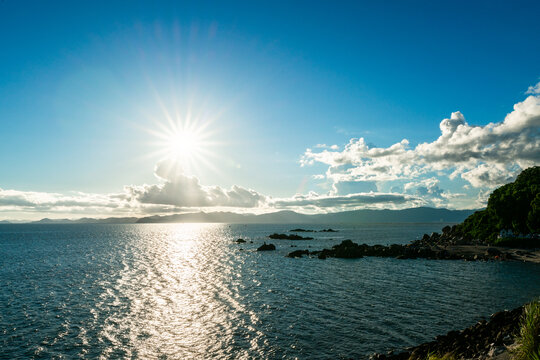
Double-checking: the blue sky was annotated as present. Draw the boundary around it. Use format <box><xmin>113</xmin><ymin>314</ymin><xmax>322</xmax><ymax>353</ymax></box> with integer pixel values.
<box><xmin>1</xmin><ymin>1</ymin><xmax>539</xmax><ymax>220</ymax></box>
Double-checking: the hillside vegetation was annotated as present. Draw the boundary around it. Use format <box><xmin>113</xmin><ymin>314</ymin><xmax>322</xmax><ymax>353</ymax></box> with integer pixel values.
<box><xmin>455</xmin><ymin>166</ymin><xmax>539</xmax><ymax>244</ymax></box>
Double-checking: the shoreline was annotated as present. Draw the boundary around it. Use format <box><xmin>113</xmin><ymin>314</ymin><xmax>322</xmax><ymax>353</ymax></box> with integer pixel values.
<box><xmin>286</xmin><ymin>240</ymin><xmax>540</xmax><ymax>264</ymax></box>
<box><xmin>372</xmin><ymin>305</ymin><xmax>525</xmax><ymax>360</ymax></box>
<box><xmin>439</xmin><ymin>245</ymin><xmax>540</xmax><ymax>264</ymax></box>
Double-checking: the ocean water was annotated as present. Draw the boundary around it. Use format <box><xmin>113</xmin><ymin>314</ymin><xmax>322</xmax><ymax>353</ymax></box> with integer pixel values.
<box><xmin>1</xmin><ymin>223</ymin><xmax>540</xmax><ymax>359</ymax></box>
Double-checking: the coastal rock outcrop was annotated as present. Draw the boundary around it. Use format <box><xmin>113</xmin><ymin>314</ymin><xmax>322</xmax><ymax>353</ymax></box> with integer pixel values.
<box><xmin>371</xmin><ymin>306</ymin><xmax>523</xmax><ymax>360</ymax></box>
<box><xmin>286</xmin><ymin>249</ymin><xmax>310</xmax><ymax>258</ymax></box>
<box><xmin>288</xmin><ymin>240</ymin><xmax>515</xmax><ymax>261</ymax></box>
<box><xmin>289</xmin><ymin>228</ymin><xmax>338</xmax><ymax>233</ymax></box>
<box><xmin>257</xmin><ymin>243</ymin><xmax>276</xmax><ymax>251</ymax></box>
<box><xmin>268</xmin><ymin>233</ymin><xmax>313</xmax><ymax>240</ymax></box>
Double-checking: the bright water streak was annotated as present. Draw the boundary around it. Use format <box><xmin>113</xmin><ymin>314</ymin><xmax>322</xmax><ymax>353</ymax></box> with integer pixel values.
<box><xmin>1</xmin><ymin>223</ymin><xmax>540</xmax><ymax>359</ymax></box>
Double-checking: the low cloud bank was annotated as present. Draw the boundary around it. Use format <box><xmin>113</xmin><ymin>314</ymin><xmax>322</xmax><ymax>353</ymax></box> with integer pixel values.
<box><xmin>271</xmin><ymin>192</ymin><xmax>420</xmax><ymax>210</ymax></box>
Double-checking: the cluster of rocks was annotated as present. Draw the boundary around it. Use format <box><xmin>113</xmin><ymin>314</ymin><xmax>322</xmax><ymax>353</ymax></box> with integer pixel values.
<box><xmin>286</xmin><ymin>240</ymin><xmax>511</xmax><ymax>261</ymax></box>
<box><xmin>268</xmin><ymin>233</ymin><xmax>313</xmax><ymax>240</ymax></box>
<box><xmin>289</xmin><ymin>228</ymin><xmax>338</xmax><ymax>233</ymax></box>
<box><xmin>372</xmin><ymin>306</ymin><xmax>523</xmax><ymax>360</ymax></box>
<box><xmin>412</xmin><ymin>225</ymin><xmax>484</xmax><ymax>247</ymax></box>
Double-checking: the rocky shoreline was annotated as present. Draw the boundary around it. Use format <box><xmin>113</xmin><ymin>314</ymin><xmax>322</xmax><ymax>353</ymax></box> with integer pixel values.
<box><xmin>285</xmin><ymin>239</ymin><xmax>530</xmax><ymax>262</ymax></box>
<box><xmin>283</xmin><ymin>226</ymin><xmax>540</xmax><ymax>263</ymax></box>
<box><xmin>371</xmin><ymin>305</ymin><xmax>524</xmax><ymax>360</ymax></box>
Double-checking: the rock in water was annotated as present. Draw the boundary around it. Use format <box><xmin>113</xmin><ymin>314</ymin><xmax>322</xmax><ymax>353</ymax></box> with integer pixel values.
<box><xmin>287</xmin><ymin>249</ymin><xmax>309</xmax><ymax>258</ymax></box>
<box><xmin>257</xmin><ymin>243</ymin><xmax>276</xmax><ymax>251</ymax></box>
<box><xmin>268</xmin><ymin>233</ymin><xmax>313</xmax><ymax>240</ymax></box>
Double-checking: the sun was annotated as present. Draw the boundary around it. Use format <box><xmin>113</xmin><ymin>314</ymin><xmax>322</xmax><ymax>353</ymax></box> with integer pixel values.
<box><xmin>144</xmin><ymin>110</ymin><xmax>220</xmax><ymax>176</ymax></box>
<box><xmin>141</xmin><ymin>92</ymin><xmax>225</xmax><ymax>176</ymax></box>
<box><xmin>167</xmin><ymin>129</ymin><xmax>202</xmax><ymax>161</ymax></box>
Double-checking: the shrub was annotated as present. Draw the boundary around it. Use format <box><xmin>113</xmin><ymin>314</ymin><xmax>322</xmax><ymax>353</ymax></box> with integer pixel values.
<box><xmin>513</xmin><ymin>300</ymin><xmax>540</xmax><ymax>360</ymax></box>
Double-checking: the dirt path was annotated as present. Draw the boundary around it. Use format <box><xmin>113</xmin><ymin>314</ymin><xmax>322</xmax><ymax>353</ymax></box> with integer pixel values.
<box><xmin>439</xmin><ymin>245</ymin><xmax>540</xmax><ymax>264</ymax></box>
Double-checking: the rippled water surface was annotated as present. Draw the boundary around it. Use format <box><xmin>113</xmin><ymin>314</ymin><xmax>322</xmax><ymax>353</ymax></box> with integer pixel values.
<box><xmin>2</xmin><ymin>223</ymin><xmax>540</xmax><ymax>359</ymax></box>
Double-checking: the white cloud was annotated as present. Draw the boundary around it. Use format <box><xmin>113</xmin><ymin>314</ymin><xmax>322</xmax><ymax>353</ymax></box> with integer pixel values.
<box><xmin>0</xmin><ymin>188</ymin><xmax>129</xmax><ymax>212</ymax></box>
<box><xmin>125</xmin><ymin>159</ymin><xmax>266</xmax><ymax>208</ymax></box>
<box><xmin>314</xmin><ymin>144</ymin><xmax>340</xmax><ymax>150</ymax></box>
<box><xmin>0</xmin><ymin>160</ymin><xmax>266</xmax><ymax>218</ymax></box>
<box><xmin>3</xmin><ymin>83</ymin><xmax>539</xmax><ymax>219</ymax></box>
<box><xmin>526</xmin><ymin>82</ymin><xmax>540</xmax><ymax>95</ymax></box>
<box><xmin>302</xmin><ymin>86</ymin><xmax>540</xmax><ymax>192</ymax></box>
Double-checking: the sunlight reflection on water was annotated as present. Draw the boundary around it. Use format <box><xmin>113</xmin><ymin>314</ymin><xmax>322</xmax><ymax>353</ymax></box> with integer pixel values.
<box><xmin>92</xmin><ymin>224</ymin><xmax>267</xmax><ymax>359</ymax></box>
<box><xmin>2</xmin><ymin>223</ymin><xmax>540</xmax><ymax>359</ymax></box>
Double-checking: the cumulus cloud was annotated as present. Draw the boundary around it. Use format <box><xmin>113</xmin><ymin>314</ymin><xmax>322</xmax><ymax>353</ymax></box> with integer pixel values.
<box><xmin>0</xmin><ymin>160</ymin><xmax>266</xmax><ymax>218</ymax></box>
<box><xmin>125</xmin><ymin>159</ymin><xmax>266</xmax><ymax>208</ymax></box>
<box><xmin>302</xmin><ymin>84</ymin><xmax>540</xmax><ymax>192</ymax></box>
<box><xmin>401</xmin><ymin>177</ymin><xmax>466</xmax><ymax>208</ymax></box>
<box><xmin>404</xmin><ymin>177</ymin><xmax>444</xmax><ymax>198</ymax></box>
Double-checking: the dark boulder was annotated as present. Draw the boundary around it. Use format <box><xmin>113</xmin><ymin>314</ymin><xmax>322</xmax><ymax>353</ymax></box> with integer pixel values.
<box><xmin>236</xmin><ymin>238</ymin><xmax>246</xmax><ymax>243</ymax></box>
<box><xmin>257</xmin><ymin>243</ymin><xmax>276</xmax><ymax>251</ymax></box>
<box><xmin>287</xmin><ymin>249</ymin><xmax>310</xmax><ymax>258</ymax></box>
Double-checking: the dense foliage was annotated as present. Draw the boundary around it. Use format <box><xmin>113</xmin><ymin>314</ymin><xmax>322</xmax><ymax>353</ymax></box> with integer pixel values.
<box><xmin>455</xmin><ymin>166</ymin><xmax>540</xmax><ymax>243</ymax></box>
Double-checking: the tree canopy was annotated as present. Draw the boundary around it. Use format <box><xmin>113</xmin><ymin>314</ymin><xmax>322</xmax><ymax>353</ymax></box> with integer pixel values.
<box><xmin>456</xmin><ymin>166</ymin><xmax>540</xmax><ymax>243</ymax></box>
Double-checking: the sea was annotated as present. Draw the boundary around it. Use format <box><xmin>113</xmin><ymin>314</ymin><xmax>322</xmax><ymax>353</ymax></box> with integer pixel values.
<box><xmin>1</xmin><ymin>223</ymin><xmax>540</xmax><ymax>359</ymax></box>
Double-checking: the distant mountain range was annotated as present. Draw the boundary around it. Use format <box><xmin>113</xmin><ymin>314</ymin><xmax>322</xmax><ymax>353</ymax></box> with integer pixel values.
<box><xmin>135</xmin><ymin>207</ymin><xmax>476</xmax><ymax>224</ymax></box>
<box><xmin>0</xmin><ymin>207</ymin><xmax>477</xmax><ymax>225</ymax></box>
<box><xmin>28</xmin><ymin>216</ymin><xmax>140</xmax><ymax>224</ymax></box>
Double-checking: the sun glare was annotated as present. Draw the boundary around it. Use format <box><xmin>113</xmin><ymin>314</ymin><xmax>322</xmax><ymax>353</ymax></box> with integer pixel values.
<box><xmin>144</xmin><ymin>107</ymin><xmax>220</xmax><ymax>176</ymax></box>
<box><xmin>168</xmin><ymin>130</ymin><xmax>201</xmax><ymax>160</ymax></box>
